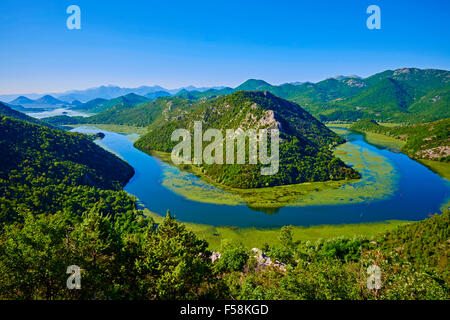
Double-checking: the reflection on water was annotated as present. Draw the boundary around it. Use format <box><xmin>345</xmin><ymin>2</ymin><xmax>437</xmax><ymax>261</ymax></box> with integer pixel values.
<box><xmin>71</xmin><ymin>126</ymin><xmax>450</xmax><ymax>228</ymax></box>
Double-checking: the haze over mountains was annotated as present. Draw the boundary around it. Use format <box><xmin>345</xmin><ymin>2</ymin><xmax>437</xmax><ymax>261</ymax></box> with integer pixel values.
<box><xmin>39</xmin><ymin>68</ymin><xmax>450</xmax><ymax>125</ymax></box>
<box><xmin>2</xmin><ymin>67</ymin><xmax>449</xmax><ymax>124</ymax></box>
<box><xmin>0</xmin><ymin>85</ymin><xmax>227</xmax><ymax>103</ymax></box>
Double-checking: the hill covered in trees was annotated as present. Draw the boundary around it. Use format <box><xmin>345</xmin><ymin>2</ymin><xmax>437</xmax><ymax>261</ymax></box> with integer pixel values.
<box><xmin>350</xmin><ymin>118</ymin><xmax>450</xmax><ymax>162</ymax></box>
<box><xmin>71</xmin><ymin>93</ymin><xmax>149</xmax><ymax>113</ymax></box>
<box><xmin>0</xmin><ymin>116</ymin><xmax>135</xmax><ymax>224</ymax></box>
<box><xmin>0</xmin><ymin>102</ymin><xmax>61</xmax><ymax>130</ymax></box>
<box><xmin>135</xmin><ymin>91</ymin><xmax>360</xmax><ymax>188</ymax></box>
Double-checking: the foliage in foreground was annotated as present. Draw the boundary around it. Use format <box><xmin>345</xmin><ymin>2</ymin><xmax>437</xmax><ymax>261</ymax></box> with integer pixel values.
<box><xmin>0</xmin><ymin>210</ymin><xmax>448</xmax><ymax>300</ymax></box>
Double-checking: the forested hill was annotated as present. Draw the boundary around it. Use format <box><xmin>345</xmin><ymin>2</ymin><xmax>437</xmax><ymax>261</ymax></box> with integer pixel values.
<box><xmin>0</xmin><ymin>102</ymin><xmax>61</xmax><ymax>130</ymax></box>
<box><xmin>135</xmin><ymin>91</ymin><xmax>360</xmax><ymax>188</ymax></box>
<box><xmin>42</xmin><ymin>96</ymin><xmax>194</xmax><ymax>127</ymax></box>
<box><xmin>350</xmin><ymin>118</ymin><xmax>450</xmax><ymax>162</ymax></box>
<box><xmin>0</xmin><ymin>116</ymin><xmax>134</xmax><ymax>190</ymax></box>
<box><xmin>72</xmin><ymin>93</ymin><xmax>149</xmax><ymax>113</ymax></box>
<box><xmin>0</xmin><ymin>116</ymin><xmax>136</xmax><ymax>225</ymax></box>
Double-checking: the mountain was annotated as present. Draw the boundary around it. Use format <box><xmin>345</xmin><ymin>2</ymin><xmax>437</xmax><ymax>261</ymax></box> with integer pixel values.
<box><xmin>44</xmin><ymin>96</ymin><xmax>194</xmax><ymax>127</ymax></box>
<box><xmin>33</xmin><ymin>95</ymin><xmax>66</xmax><ymax>105</ymax></box>
<box><xmin>5</xmin><ymin>67</ymin><xmax>448</xmax><ymax>123</ymax></box>
<box><xmin>166</xmin><ymin>68</ymin><xmax>449</xmax><ymax>124</ymax></box>
<box><xmin>72</xmin><ymin>93</ymin><xmax>149</xmax><ymax>113</ymax></box>
<box><xmin>48</xmin><ymin>67</ymin><xmax>449</xmax><ymax>131</ymax></box>
<box><xmin>56</xmin><ymin>85</ymin><xmax>166</xmax><ymax>102</ymax></box>
<box><xmin>71</xmin><ymin>98</ymin><xmax>108</xmax><ymax>113</ymax></box>
<box><xmin>135</xmin><ymin>91</ymin><xmax>359</xmax><ymax>188</ymax></box>
<box><xmin>407</xmin><ymin>85</ymin><xmax>450</xmax><ymax>121</ymax></box>
<box><xmin>318</xmin><ymin>70</ymin><xmax>449</xmax><ymax>123</ymax></box>
<box><xmin>9</xmin><ymin>96</ymin><xmax>35</xmax><ymax>105</ymax></box>
<box><xmin>343</xmin><ymin>78</ymin><xmax>415</xmax><ymax>111</ymax></box>
<box><xmin>0</xmin><ymin>102</ymin><xmax>60</xmax><ymax>130</ymax></box>
<box><xmin>364</xmin><ymin>68</ymin><xmax>449</xmax><ymax>93</ymax></box>
<box><xmin>235</xmin><ymin>79</ymin><xmax>273</xmax><ymax>91</ymax></box>
<box><xmin>350</xmin><ymin>118</ymin><xmax>450</xmax><ymax>162</ymax></box>
<box><xmin>54</xmin><ymin>85</ymin><xmax>226</xmax><ymax>102</ymax></box>
<box><xmin>145</xmin><ymin>90</ymin><xmax>172</xmax><ymax>100</ymax></box>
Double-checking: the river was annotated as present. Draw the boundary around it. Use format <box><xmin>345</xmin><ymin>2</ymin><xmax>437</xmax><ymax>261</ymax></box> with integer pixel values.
<box><xmin>72</xmin><ymin>126</ymin><xmax>450</xmax><ymax>228</ymax></box>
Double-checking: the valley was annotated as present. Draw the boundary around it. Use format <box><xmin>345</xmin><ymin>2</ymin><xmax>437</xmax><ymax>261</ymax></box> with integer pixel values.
<box><xmin>1</xmin><ymin>67</ymin><xmax>448</xmax><ymax>300</ymax></box>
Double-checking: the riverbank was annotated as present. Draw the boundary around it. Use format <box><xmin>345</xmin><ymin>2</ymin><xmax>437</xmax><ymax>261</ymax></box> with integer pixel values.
<box><xmin>328</xmin><ymin>124</ymin><xmax>405</xmax><ymax>150</ymax></box>
<box><xmin>65</xmin><ymin>123</ymin><xmax>148</xmax><ymax>136</ymax></box>
<box><xmin>329</xmin><ymin>123</ymin><xmax>449</xmax><ymax>181</ymax></box>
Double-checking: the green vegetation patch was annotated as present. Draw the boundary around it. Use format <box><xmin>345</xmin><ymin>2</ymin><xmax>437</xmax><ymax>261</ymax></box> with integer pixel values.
<box><xmin>144</xmin><ymin>209</ymin><xmax>410</xmax><ymax>250</ymax></box>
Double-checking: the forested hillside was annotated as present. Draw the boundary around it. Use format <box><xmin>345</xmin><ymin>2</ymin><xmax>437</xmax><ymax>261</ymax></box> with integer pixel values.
<box><xmin>0</xmin><ymin>102</ymin><xmax>61</xmax><ymax>130</ymax></box>
<box><xmin>72</xmin><ymin>93</ymin><xmax>149</xmax><ymax>113</ymax></box>
<box><xmin>351</xmin><ymin>119</ymin><xmax>450</xmax><ymax>162</ymax></box>
<box><xmin>43</xmin><ymin>96</ymin><xmax>195</xmax><ymax>127</ymax></box>
<box><xmin>0</xmin><ymin>116</ymin><xmax>135</xmax><ymax>224</ymax></box>
<box><xmin>174</xmin><ymin>68</ymin><xmax>450</xmax><ymax>123</ymax></box>
<box><xmin>135</xmin><ymin>91</ymin><xmax>360</xmax><ymax>188</ymax></box>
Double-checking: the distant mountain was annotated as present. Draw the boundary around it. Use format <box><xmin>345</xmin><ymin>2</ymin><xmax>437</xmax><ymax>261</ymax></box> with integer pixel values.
<box><xmin>174</xmin><ymin>85</ymin><xmax>226</xmax><ymax>94</ymax></box>
<box><xmin>145</xmin><ymin>90</ymin><xmax>171</xmax><ymax>100</ymax></box>
<box><xmin>174</xmin><ymin>68</ymin><xmax>449</xmax><ymax>123</ymax></box>
<box><xmin>55</xmin><ymin>85</ymin><xmax>226</xmax><ymax>102</ymax></box>
<box><xmin>318</xmin><ymin>69</ymin><xmax>450</xmax><ymax>122</ymax></box>
<box><xmin>70</xmin><ymin>100</ymin><xmax>82</xmax><ymax>106</ymax></box>
<box><xmin>235</xmin><ymin>79</ymin><xmax>273</xmax><ymax>91</ymax></box>
<box><xmin>9</xmin><ymin>96</ymin><xmax>35</xmax><ymax>105</ymax></box>
<box><xmin>44</xmin><ymin>96</ymin><xmax>193</xmax><ymax>127</ymax></box>
<box><xmin>135</xmin><ymin>91</ymin><xmax>359</xmax><ymax>188</ymax></box>
<box><xmin>3</xmin><ymin>67</ymin><xmax>448</xmax><ymax>123</ymax></box>
<box><xmin>72</xmin><ymin>93</ymin><xmax>149</xmax><ymax>113</ymax></box>
<box><xmin>344</xmin><ymin>78</ymin><xmax>415</xmax><ymax>111</ymax></box>
<box><xmin>57</xmin><ymin>85</ymin><xmax>166</xmax><ymax>102</ymax></box>
<box><xmin>33</xmin><ymin>95</ymin><xmax>66</xmax><ymax>105</ymax></box>
<box><xmin>51</xmin><ymin>67</ymin><xmax>449</xmax><ymax>127</ymax></box>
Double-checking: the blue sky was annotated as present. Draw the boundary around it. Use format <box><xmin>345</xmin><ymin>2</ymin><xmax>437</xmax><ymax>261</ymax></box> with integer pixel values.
<box><xmin>1</xmin><ymin>0</ymin><xmax>449</xmax><ymax>94</ymax></box>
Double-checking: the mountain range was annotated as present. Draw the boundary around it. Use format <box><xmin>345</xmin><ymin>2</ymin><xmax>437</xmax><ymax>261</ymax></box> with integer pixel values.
<box><xmin>0</xmin><ymin>85</ymin><xmax>227</xmax><ymax>103</ymax></box>
<box><xmin>9</xmin><ymin>95</ymin><xmax>67</xmax><ymax>106</ymax></box>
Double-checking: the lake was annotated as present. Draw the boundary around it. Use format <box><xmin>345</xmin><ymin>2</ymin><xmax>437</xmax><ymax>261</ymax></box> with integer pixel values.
<box><xmin>25</xmin><ymin>106</ymin><xmax>92</xmax><ymax>118</ymax></box>
<box><xmin>72</xmin><ymin>126</ymin><xmax>450</xmax><ymax>228</ymax></box>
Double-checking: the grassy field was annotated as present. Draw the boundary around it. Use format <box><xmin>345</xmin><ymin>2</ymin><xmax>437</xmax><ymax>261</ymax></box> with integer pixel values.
<box><xmin>419</xmin><ymin>159</ymin><xmax>450</xmax><ymax>181</ymax></box>
<box><xmin>328</xmin><ymin>123</ymin><xmax>406</xmax><ymax>150</ymax></box>
<box><xmin>145</xmin><ymin>209</ymin><xmax>410</xmax><ymax>250</ymax></box>
<box><xmin>65</xmin><ymin>123</ymin><xmax>148</xmax><ymax>136</ymax></box>
<box><xmin>360</xmin><ymin>131</ymin><xmax>406</xmax><ymax>150</ymax></box>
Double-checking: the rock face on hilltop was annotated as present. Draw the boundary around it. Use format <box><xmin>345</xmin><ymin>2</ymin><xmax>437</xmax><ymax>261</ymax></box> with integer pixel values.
<box><xmin>135</xmin><ymin>91</ymin><xmax>359</xmax><ymax>188</ymax></box>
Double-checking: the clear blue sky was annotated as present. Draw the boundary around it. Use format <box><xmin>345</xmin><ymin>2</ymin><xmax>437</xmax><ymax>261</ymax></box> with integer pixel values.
<box><xmin>1</xmin><ymin>0</ymin><xmax>449</xmax><ymax>94</ymax></box>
